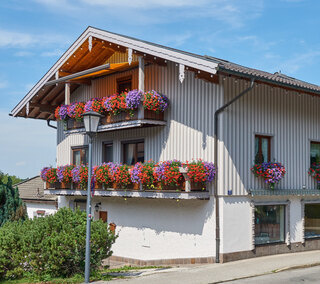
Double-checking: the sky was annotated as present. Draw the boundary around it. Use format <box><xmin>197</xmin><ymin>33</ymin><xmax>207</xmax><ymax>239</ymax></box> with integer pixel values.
<box><xmin>1</xmin><ymin>0</ymin><xmax>320</xmax><ymax>178</ymax></box>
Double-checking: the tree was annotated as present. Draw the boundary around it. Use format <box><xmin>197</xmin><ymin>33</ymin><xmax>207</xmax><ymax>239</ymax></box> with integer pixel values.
<box><xmin>0</xmin><ymin>176</ymin><xmax>27</xmax><ymax>227</ymax></box>
<box><xmin>0</xmin><ymin>170</ymin><xmax>23</xmax><ymax>185</ymax></box>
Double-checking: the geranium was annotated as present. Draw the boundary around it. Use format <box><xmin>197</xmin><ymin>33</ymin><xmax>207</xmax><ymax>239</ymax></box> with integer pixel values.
<box><xmin>84</xmin><ymin>98</ymin><xmax>105</xmax><ymax>114</ymax></box>
<box><xmin>251</xmin><ymin>162</ymin><xmax>286</xmax><ymax>189</ymax></box>
<box><xmin>308</xmin><ymin>163</ymin><xmax>320</xmax><ymax>189</ymax></box>
<box><xmin>143</xmin><ymin>90</ymin><xmax>169</xmax><ymax>113</ymax></box>
<box><xmin>154</xmin><ymin>160</ymin><xmax>183</xmax><ymax>187</ymax></box>
<box><xmin>40</xmin><ymin>167</ymin><xmax>57</xmax><ymax>183</ymax></box>
<box><xmin>57</xmin><ymin>165</ymin><xmax>74</xmax><ymax>183</ymax></box>
<box><xmin>114</xmin><ymin>164</ymin><xmax>131</xmax><ymax>188</ymax></box>
<box><xmin>183</xmin><ymin>160</ymin><xmax>216</xmax><ymax>183</ymax></box>
<box><xmin>94</xmin><ymin>163</ymin><xmax>113</xmax><ymax>187</ymax></box>
<box><xmin>104</xmin><ymin>93</ymin><xmax>128</xmax><ymax>115</ymax></box>
<box><xmin>54</xmin><ymin>105</ymin><xmax>69</xmax><ymax>121</ymax></box>
<box><xmin>130</xmin><ymin>161</ymin><xmax>155</xmax><ymax>188</ymax></box>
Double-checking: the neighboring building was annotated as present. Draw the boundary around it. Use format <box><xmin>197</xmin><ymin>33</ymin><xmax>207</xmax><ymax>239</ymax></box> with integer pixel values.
<box><xmin>11</xmin><ymin>27</ymin><xmax>320</xmax><ymax>264</ymax></box>
<box><xmin>16</xmin><ymin>176</ymin><xmax>57</xmax><ymax>218</ymax></box>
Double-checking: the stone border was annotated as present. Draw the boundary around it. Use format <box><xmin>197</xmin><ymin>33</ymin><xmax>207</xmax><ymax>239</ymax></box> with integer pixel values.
<box><xmin>220</xmin><ymin>239</ymin><xmax>320</xmax><ymax>263</ymax></box>
<box><xmin>109</xmin><ymin>255</ymin><xmax>215</xmax><ymax>266</ymax></box>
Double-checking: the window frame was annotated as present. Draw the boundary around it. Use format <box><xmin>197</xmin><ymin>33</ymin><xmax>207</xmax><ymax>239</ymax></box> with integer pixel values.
<box><xmin>252</xmin><ymin>201</ymin><xmax>289</xmax><ymax>247</ymax></box>
<box><xmin>254</xmin><ymin>134</ymin><xmax>272</xmax><ymax>164</ymax></box>
<box><xmin>310</xmin><ymin>141</ymin><xmax>320</xmax><ymax>166</ymax></box>
<box><xmin>71</xmin><ymin>145</ymin><xmax>88</xmax><ymax>165</ymax></box>
<box><xmin>102</xmin><ymin>141</ymin><xmax>114</xmax><ymax>163</ymax></box>
<box><xmin>303</xmin><ymin>201</ymin><xmax>320</xmax><ymax>240</ymax></box>
<box><xmin>117</xmin><ymin>76</ymin><xmax>132</xmax><ymax>94</ymax></box>
<box><xmin>122</xmin><ymin>139</ymin><xmax>145</xmax><ymax>165</ymax></box>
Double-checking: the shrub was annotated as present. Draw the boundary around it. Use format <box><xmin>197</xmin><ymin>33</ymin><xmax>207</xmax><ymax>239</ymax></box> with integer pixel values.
<box><xmin>0</xmin><ymin>208</ymin><xmax>117</xmax><ymax>281</ymax></box>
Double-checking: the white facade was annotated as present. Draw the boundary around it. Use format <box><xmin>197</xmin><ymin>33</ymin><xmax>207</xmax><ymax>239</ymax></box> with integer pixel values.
<box><xmin>25</xmin><ymin>202</ymin><xmax>57</xmax><ymax>219</ymax></box>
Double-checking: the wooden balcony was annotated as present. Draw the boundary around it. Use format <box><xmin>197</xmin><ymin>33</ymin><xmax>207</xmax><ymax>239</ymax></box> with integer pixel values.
<box><xmin>65</xmin><ymin>109</ymin><xmax>166</xmax><ymax>134</ymax></box>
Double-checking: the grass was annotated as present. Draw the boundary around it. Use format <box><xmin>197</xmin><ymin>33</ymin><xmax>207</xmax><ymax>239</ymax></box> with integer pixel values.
<box><xmin>1</xmin><ymin>265</ymin><xmax>167</xmax><ymax>283</ymax></box>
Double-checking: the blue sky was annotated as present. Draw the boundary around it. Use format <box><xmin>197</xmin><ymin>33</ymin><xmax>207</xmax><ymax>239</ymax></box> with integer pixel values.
<box><xmin>1</xmin><ymin>0</ymin><xmax>320</xmax><ymax>178</ymax></box>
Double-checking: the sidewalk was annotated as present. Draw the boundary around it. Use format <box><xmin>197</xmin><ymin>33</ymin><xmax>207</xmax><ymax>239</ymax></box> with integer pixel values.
<box><xmin>96</xmin><ymin>250</ymin><xmax>320</xmax><ymax>284</ymax></box>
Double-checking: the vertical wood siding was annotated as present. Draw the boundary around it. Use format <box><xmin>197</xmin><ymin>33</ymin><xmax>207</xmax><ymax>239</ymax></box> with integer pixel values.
<box><xmin>220</xmin><ymin>77</ymin><xmax>320</xmax><ymax>195</ymax></box>
<box><xmin>57</xmin><ymin>61</ymin><xmax>223</xmax><ymax>194</ymax></box>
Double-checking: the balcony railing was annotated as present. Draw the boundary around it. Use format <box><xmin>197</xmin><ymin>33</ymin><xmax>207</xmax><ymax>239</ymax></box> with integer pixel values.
<box><xmin>65</xmin><ymin>109</ymin><xmax>166</xmax><ymax>133</ymax></box>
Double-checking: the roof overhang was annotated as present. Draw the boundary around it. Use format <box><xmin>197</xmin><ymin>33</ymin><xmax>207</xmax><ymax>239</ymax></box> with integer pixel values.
<box><xmin>11</xmin><ymin>26</ymin><xmax>219</xmax><ymax>119</ymax></box>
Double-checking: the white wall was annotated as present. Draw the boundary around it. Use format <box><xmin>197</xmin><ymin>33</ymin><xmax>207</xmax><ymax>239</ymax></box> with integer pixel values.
<box><xmin>60</xmin><ymin>196</ymin><xmax>216</xmax><ymax>260</ymax></box>
<box><xmin>25</xmin><ymin>202</ymin><xmax>57</xmax><ymax>219</ymax></box>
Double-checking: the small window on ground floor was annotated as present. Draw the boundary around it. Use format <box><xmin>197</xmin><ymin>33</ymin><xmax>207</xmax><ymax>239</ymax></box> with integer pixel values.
<box><xmin>255</xmin><ymin>205</ymin><xmax>285</xmax><ymax>245</ymax></box>
<box><xmin>305</xmin><ymin>204</ymin><xmax>320</xmax><ymax>238</ymax></box>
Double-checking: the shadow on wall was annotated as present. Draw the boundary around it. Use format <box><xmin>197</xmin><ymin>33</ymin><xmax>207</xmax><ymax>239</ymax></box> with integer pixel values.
<box><xmin>105</xmin><ymin>197</ymin><xmax>213</xmax><ymax>235</ymax></box>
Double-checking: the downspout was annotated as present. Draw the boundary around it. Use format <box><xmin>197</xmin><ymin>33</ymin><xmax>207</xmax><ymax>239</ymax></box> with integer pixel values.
<box><xmin>214</xmin><ymin>78</ymin><xmax>255</xmax><ymax>263</ymax></box>
<box><xmin>47</xmin><ymin>119</ymin><xmax>57</xmax><ymax>129</ymax></box>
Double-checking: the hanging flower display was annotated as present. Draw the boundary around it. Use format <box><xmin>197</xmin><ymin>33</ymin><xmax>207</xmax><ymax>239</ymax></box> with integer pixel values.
<box><xmin>84</xmin><ymin>98</ymin><xmax>105</xmax><ymax>114</ymax></box>
<box><xmin>54</xmin><ymin>105</ymin><xmax>69</xmax><ymax>121</ymax></box>
<box><xmin>308</xmin><ymin>162</ymin><xmax>320</xmax><ymax>189</ymax></box>
<box><xmin>251</xmin><ymin>162</ymin><xmax>286</xmax><ymax>189</ymax></box>
<box><xmin>56</xmin><ymin>165</ymin><xmax>74</xmax><ymax>184</ymax></box>
<box><xmin>93</xmin><ymin>163</ymin><xmax>113</xmax><ymax>187</ymax></box>
<box><xmin>143</xmin><ymin>90</ymin><xmax>169</xmax><ymax>113</ymax></box>
<box><xmin>40</xmin><ymin>167</ymin><xmax>58</xmax><ymax>183</ymax></box>
<box><xmin>114</xmin><ymin>164</ymin><xmax>132</xmax><ymax>188</ymax></box>
<box><xmin>154</xmin><ymin>160</ymin><xmax>183</xmax><ymax>187</ymax></box>
<box><xmin>126</xmin><ymin>89</ymin><xmax>143</xmax><ymax>109</ymax></box>
<box><xmin>183</xmin><ymin>160</ymin><xmax>216</xmax><ymax>183</ymax></box>
<box><xmin>130</xmin><ymin>161</ymin><xmax>156</xmax><ymax>189</ymax></box>
<box><xmin>67</xmin><ymin>102</ymin><xmax>85</xmax><ymax>121</ymax></box>
<box><xmin>71</xmin><ymin>165</ymin><xmax>88</xmax><ymax>189</ymax></box>
<box><xmin>103</xmin><ymin>93</ymin><xmax>128</xmax><ymax>115</ymax></box>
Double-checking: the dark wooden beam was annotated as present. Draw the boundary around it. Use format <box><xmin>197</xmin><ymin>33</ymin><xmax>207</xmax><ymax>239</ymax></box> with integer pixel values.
<box><xmin>29</xmin><ymin>103</ymin><xmax>56</xmax><ymax>113</ymax></box>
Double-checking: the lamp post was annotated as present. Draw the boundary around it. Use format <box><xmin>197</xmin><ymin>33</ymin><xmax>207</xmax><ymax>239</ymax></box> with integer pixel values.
<box><xmin>82</xmin><ymin>111</ymin><xmax>102</xmax><ymax>284</ymax></box>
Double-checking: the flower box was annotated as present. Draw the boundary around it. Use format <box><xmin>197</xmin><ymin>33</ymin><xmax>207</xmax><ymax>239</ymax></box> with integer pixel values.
<box><xmin>144</xmin><ymin>109</ymin><xmax>164</xmax><ymax>121</ymax></box>
<box><xmin>46</xmin><ymin>182</ymin><xmax>60</xmax><ymax>189</ymax></box>
<box><xmin>61</xmin><ymin>182</ymin><xmax>71</xmax><ymax>189</ymax></box>
<box><xmin>66</xmin><ymin>119</ymin><xmax>84</xmax><ymax>130</ymax></box>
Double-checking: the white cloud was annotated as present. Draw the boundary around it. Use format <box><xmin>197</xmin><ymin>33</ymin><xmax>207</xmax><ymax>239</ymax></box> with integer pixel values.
<box><xmin>0</xmin><ymin>29</ymin><xmax>70</xmax><ymax>48</ymax></box>
<box><xmin>14</xmin><ymin>51</ymin><xmax>34</xmax><ymax>57</ymax></box>
<box><xmin>41</xmin><ymin>49</ymin><xmax>64</xmax><ymax>57</ymax></box>
<box><xmin>160</xmin><ymin>33</ymin><xmax>193</xmax><ymax>47</ymax></box>
<box><xmin>0</xmin><ymin>80</ymin><xmax>8</xmax><ymax>89</ymax></box>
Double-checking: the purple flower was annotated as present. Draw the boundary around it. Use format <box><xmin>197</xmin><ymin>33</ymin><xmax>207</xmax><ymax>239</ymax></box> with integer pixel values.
<box><xmin>71</xmin><ymin>166</ymin><xmax>80</xmax><ymax>183</ymax></box>
<box><xmin>130</xmin><ymin>162</ymin><xmax>143</xmax><ymax>183</ymax></box>
<box><xmin>67</xmin><ymin>103</ymin><xmax>77</xmax><ymax>118</ymax></box>
<box><xmin>126</xmin><ymin>89</ymin><xmax>143</xmax><ymax>109</ymax></box>
<box><xmin>56</xmin><ymin>166</ymin><xmax>66</xmax><ymax>182</ymax></box>
<box><xmin>59</xmin><ymin>105</ymin><xmax>69</xmax><ymax>120</ymax></box>
<box><xmin>103</xmin><ymin>97</ymin><xmax>113</xmax><ymax>111</ymax></box>
<box><xmin>204</xmin><ymin>162</ymin><xmax>216</xmax><ymax>182</ymax></box>
<box><xmin>40</xmin><ymin>167</ymin><xmax>50</xmax><ymax>181</ymax></box>
<box><xmin>84</xmin><ymin>100</ymin><xmax>93</xmax><ymax>112</ymax></box>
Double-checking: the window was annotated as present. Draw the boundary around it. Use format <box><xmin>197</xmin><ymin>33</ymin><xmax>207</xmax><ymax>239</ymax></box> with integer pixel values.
<box><xmin>255</xmin><ymin>205</ymin><xmax>285</xmax><ymax>245</ymax></box>
<box><xmin>72</xmin><ymin>147</ymin><xmax>88</xmax><ymax>166</ymax></box>
<box><xmin>74</xmin><ymin>200</ymin><xmax>86</xmax><ymax>211</ymax></box>
<box><xmin>103</xmin><ymin>142</ymin><xmax>113</xmax><ymax>163</ymax></box>
<box><xmin>122</xmin><ymin>140</ymin><xmax>144</xmax><ymax>165</ymax></box>
<box><xmin>117</xmin><ymin>76</ymin><xmax>132</xmax><ymax>93</ymax></box>
<box><xmin>305</xmin><ymin>204</ymin><xmax>320</xmax><ymax>238</ymax></box>
<box><xmin>255</xmin><ymin>135</ymin><xmax>271</xmax><ymax>164</ymax></box>
<box><xmin>310</xmin><ymin>142</ymin><xmax>320</xmax><ymax>165</ymax></box>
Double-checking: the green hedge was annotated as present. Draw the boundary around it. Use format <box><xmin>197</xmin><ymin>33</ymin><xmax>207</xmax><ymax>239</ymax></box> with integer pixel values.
<box><xmin>0</xmin><ymin>208</ymin><xmax>117</xmax><ymax>280</ymax></box>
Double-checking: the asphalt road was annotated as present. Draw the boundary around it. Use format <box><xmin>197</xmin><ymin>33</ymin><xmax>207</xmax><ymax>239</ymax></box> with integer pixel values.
<box><xmin>227</xmin><ymin>266</ymin><xmax>320</xmax><ymax>283</ymax></box>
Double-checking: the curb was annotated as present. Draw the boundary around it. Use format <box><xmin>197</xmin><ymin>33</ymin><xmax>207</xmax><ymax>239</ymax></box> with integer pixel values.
<box><xmin>209</xmin><ymin>262</ymin><xmax>320</xmax><ymax>284</ymax></box>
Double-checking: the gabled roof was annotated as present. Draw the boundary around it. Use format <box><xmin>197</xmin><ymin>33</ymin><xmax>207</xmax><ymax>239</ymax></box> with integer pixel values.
<box><xmin>16</xmin><ymin>176</ymin><xmax>56</xmax><ymax>201</ymax></box>
<box><xmin>10</xmin><ymin>26</ymin><xmax>320</xmax><ymax>119</ymax></box>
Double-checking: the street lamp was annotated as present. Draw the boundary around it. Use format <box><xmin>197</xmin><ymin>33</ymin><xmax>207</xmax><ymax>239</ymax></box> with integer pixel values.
<box><xmin>83</xmin><ymin>111</ymin><xmax>102</xmax><ymax>284</ymax></box>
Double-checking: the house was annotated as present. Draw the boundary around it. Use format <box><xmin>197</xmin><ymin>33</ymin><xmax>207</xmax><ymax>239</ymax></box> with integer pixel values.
<box><xmin>15</xmin><ymin>176</ymin><xmax>57</xmax><ymax>218</ymax></box>
<box><xmin>10</xmin><ymin>26</ymin><xmax>320</xmax><ymax>264</ymax></box>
